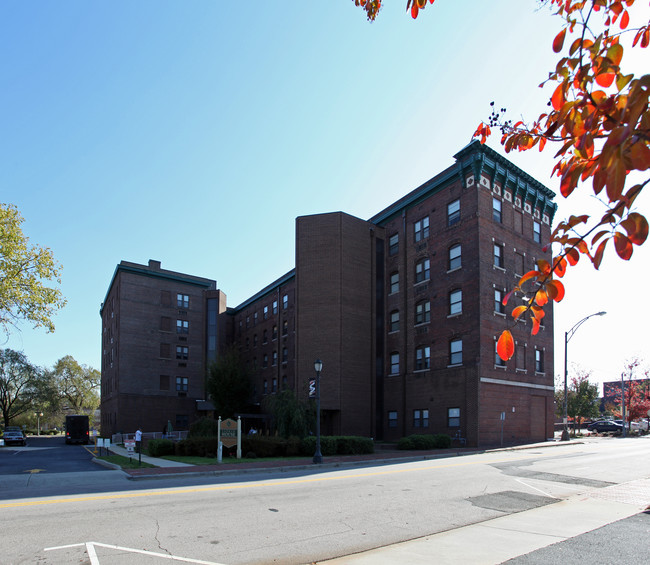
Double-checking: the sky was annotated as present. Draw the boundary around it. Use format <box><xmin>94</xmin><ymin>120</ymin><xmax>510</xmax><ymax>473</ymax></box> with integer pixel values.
<box><xmin>2</xmin><ymin>1</ymin><xmax>649</xmax><ymax>393</ymax></box>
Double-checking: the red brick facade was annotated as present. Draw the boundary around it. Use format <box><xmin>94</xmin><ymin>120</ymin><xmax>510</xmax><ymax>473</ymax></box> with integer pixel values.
<box><xmin>101</xmin><ymin>142</ymin><xmax>556</xmax><ymax>446</ymax></box>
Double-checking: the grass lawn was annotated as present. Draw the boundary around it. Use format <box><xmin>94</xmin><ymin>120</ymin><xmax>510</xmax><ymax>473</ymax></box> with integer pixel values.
<box><xmin>98</xmin><ymin>454</ymin><xmax>156</xmax><ymax>469</ymax></box>
<box><xmin>159</xmin><ymin>454</ymin><xmax>307</xmax><ymax>466</ymax></box>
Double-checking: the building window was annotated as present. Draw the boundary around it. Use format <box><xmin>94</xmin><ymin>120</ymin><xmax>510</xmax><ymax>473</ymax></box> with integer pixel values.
<box><xmin>415</xmin><ymin>258</ymin><xmax>430</xmax><ymax>283</ymax></box>
<box><xmin>282</xmin><ymin>320</ymin><xmax>288</xmax><ymax>336</ymax></box>
<box><xmin>415</xmin><ymin>346</ymin><xmax>431</xmax><ymax>371</ymax></box>
<box><xmin>283</xmin><ymin>294</ymin><xmax>288</xmax><ymax>310</ymax></box>
<box><xmin>533</xmin><ymin>221</ymin><xmax>541</xmax><ymax>243</ymax></box>
<box><xmin>514</xmin><ymin>252</ymin><xmax>525</xmax><ymax>276</ymax></box>
<box><xmin>263</xmin><ymin>330</ymin><xmax>268</xmax><ymax>344</ymax></box>
<box><xmin>263</xmin><ymin>380</ymin><xmax>268</xmax><ymax>394</ymax></box>
<box><xmin>176</xmin><ymin>377</ymin><xmax>188</xmax><ymax>392</ymax></box>
<box><xmin>272</xmin><ymin>325</ymin><xmax>278</xmax><ymax>340</ymax></box>
<box><xmin>176</xmin><ymin>346</ymin><xmax>188</xmax><ymax>360</ymax></box>
<box><xmin>449</xmin><ymin>244</ymin><xmax>461</xmax><ymax>271</ymax></box>
<box><xmin>159</xmin><ymin>375</ymin><xmax>170</xmax><ymax>391</ymax></box>
<box><xmin>494</xmin><ymin>288</ymin><xmax>506</xmax><ymax>314</ymax></box>
<box><xmin>413</xmin><ymin>409</ymin><xmax>429</xmax><ymax>428</ymax></box>
<box><xmin>282</xmin><ymin>375</ymin><xmax>287</xmax><ymax>389</ymax></box>
<box><xmin>535</xmin><ymin>349</ymin><xmax>544</xmax><ymax>373</ymax></box>
<box><xmin>390</xmin><ymin>352</ymin><xmax>400</xmax><ymax>375</ymax></box>
<box><xmin>176</xmin><ymin>414</ymin><xmax>189</xmax><ymax>430</ymax></box>
<box><xmin>253</xmin><ymin>334</ymin><xmax>258</xmax><ymax>347</ymax></box>
<box><xmin>177</xmin><ymin>293</ymin><xmax>189</xmax><ymax>308</ymax></box>
<box><xmin>516</xmin><ymin>344</ymin><xmax>527</xmax><ymax>370</ymax></box>
<box><xmin>388</xmin><ymin>411</ymin><xmax>398</xmax><ymax>428</ymax></box>
<box><xmin>254</xmin><ymin>312</ymin><xmax>258</xmax><ymax>325</ymax></box>
<box><xmin>493</xmin><ymin>243</ymin><xmax>504</xmax><ymax>269</ymax></box>
<box><xmin>449</xmin><ymin>289</ymin><xmax>462</xmax><ymax>316</ymax></box>
<box><xmin>389</xmin><ymin>233</ymin><xmax>399</xmax><ymax>256</ymax></box>
<box><xmin>448</xmin><ymin>407</ymin><xmax>461</xmax><ymax>427</ymax></box>
<box><xmin>414</xmin><ymin>217</ymin><xmax>429</xmax><ymax>242</ymax></box>
<box><xmin>495</xmin><ymin>341</ymin><xmax>506</xmax><ymax>367</ymax></box>
<box><xmin>448</xmin><ymin>199</ymin><xmax>460</xmax><ymax>226</ymax></box>
<box><xmin>390</xmin><ymin>272</ymin><xmax>399</xmax><ymax>294</ymax></box>
<box><xmin>176</xmin><ymin>320</ymin><xmax>189</xmax><ymax>334</ymax></box>
<box><xmin>272</xmin><ymin>351</ymin><xmax>278</xmax><ymax>366</ymax></box>
<box><xmin>415</xmin><ymin>300</ymin><xmax>430</xmax><ymax>325</ymax></box>
<box><xmin>246</xmin><ymin>316</ymin><xmax>250</xmax><ymax>328</ymax></box>
<box><xmin>273</xmin><ymin>300</ymin><xmax>278</xmax><ymax>314</ymax></box>
<box><xmin>282</xmin><ymin>347</ymin><xmax>288</xmax><ymax>363</ymax></box>
<box><xmin>263</xmin><ymin>354</ymin><xmax>268</xmax><ymax>368</ymax></box>
<box><xmin>272</xmin><ymin>378</ymin><xmax>278</xmax><ymax>393</ymax></box>
<box><xmin>263</xmin><ymin>306</ymin><xmax>269</xmax><ymax>320</ymax></box>
<box><xmin>450</xmin><ymin>339</ymin><xmax>463</xmax><ymax>365</ymax></box>
<box><xmin>389</xmin><ymin>310</ymin><xmax>400</xmax><ymax>332</ymax></box>
<box><xmin>160</xmin><ymin>343</ymin><xmax>171</xmax><ymax>358</ymax></box>
<box><xmin>493</xmin><ymin>198</ymin><xmax>502</xmax><ymax>223</ymax></box>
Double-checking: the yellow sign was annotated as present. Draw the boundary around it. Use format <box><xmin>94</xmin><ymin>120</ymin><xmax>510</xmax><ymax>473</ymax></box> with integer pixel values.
<box><xmin>220</xmin><ymin>418</ymin><xmax>238</xmax><ymax>448</ymax></box>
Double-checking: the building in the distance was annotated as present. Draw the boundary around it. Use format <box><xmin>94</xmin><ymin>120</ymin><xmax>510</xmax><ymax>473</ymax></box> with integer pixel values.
<box><xmin>100</xmin><ymin>141</ymin><xmax>557</xmax><ymax>446</ymax></box>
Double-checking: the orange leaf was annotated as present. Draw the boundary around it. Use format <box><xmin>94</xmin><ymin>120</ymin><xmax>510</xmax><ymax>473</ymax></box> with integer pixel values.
<box><xmin>536</xmin><ymin>259</ymin><xmax>552</xmax><ymax>275</ymax></box>
<box><xmin>531</xmin><ymin>317</ymin><xmax>541</xmax><ymax>336</ymax></box>
<box><xmin>512</xmin><ymin>305</ymin><xmax>527</xmax><ymax>320</ymax></box>
<box><xmin>545</xmin><ymin>279</ymin><xmax>566</xmax><ymax>302</ymax></box>
<box><xmin>502</xmin><ymin>289</ymin><xmax>516</xmax><ymax>306</ymax></box>
<box><xmin>620</xmin><ymin>213</ymin><xmax>649</xmax><ymax>245</ymax></box>
<box><xmin>620</xmin><ymin>10</ymin><xmax>629</xmax><ymax>29</ymax></box>
<box><xmin>595</xmin><ymin>71</ymin><xmax>616</xmax><ymax>88</ymax></box>
<box><xmin>566</xmin><ymin>248</ymin><xmax>580</xmax><ymax>265</ymax></box>
<box><xmin>518</xmin><ymin>270</ymin><xmax>541</xmax><ymax>286</ymax></box>
<box><xmin>551</xmin><ymin>83</ymin><xmax>565</xmax><ymax>111</ymax></box>
<box><xmin>497</xmin><ymin>330</ymin><xmax>515</xmax><ymax>361</ymax></box>
<box><xmin>593</xmin><ymin>239</ymin><xmax>608</xmax><ymax>269</ymax></box>
<box><xmin>553</xmin><ymin>28</ymin><xmax>567</xmax><ymax>53</ymax></box>
<box><xmin>536</xmin><ymin>289</ymin><xmax>549</xmax><ymax>307</ymax></box>
<box><xmin>614</xmin><ymin>232</ymin><xmax>633</xmax><ymax>260</ymax></box>
<box><xmin>553</xmin><ymin>256</ymin><xmax>567</xmax><ymax>277</ymax></box>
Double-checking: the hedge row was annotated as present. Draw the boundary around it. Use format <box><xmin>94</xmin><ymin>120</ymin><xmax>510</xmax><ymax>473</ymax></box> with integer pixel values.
<box><xmin>397</xmin><ymin>434</ymin><xmax>452</xmax><ymax>450</ymax></box>
<box><xmin>148</xmin><ymin>435</ymin><xmax>374</xmax><ymax>458</ymax></box>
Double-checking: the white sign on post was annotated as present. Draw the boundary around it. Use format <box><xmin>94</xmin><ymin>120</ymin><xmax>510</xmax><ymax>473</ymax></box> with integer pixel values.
<box><xmin>124</xmin><ymin>440</ymin><xmax>136</xmax><ymax>456</ymax></box>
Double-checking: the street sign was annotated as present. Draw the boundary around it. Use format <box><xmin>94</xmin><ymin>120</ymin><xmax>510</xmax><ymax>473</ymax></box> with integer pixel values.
<box><xmin>220</xmin><ymin>418</ymin><xmax>238</xmax><ymax>448</ymax></box>
<box><xmin>124</xmin><ymin>440</ymin><xmax>135</xmax><ymax>455</ymax></box>
<box><xmin>309</xmin><ymin>379</ymin><xmax>316</xmax><ymax>398</ymax></box>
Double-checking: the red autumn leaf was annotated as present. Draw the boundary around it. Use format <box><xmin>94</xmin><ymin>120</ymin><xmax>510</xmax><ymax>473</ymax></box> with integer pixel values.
<box><xmin>502</xmin><ymin>289</ymin><xmax>516</xmax><ymax>306</ymax></box>
<box><xmin>518</xmin><ymin>270</ymin><xmax>541</xmax><ymax>286</ymax></box>
<box><xmin>497</xmin><ymin>330</ymin><xmax>515</xmax><ymax>361</ymax></box>
<box><xmin>553</xmin><ymin>28</ymin><xmax>567</xmax><ymax>53</ymax></box>
<box><xmin>620</xmin><ymin>9</ymin><xmax>629</xmax><ymax>29</ymax></box>
<box><xmin>620</xmin><ymin>213</ymin><xmax>649</xmax><ymax>245</ymax></box>
<box><xmin>553</xmin><ymin>256</ymin><xmax>567</xmax><ymax>277</ymax></box>
<box><xmin>545</xmin><ymin>279</ymin><xmax>566</xmax><ymax>302</ymax></box>
<box><xmin>566</xmin><ymin>248</ymin><xmax>580</xmax><ymax>266</ymax></box>
<box><xmin>535</xmin><ymin>289</ymin><xmax>549</xmax><ymax>307</ymax></box>
<box><xmin>593</xmin><ymin>239</ymin><xmax>608</xmax><ymax>269</ymax></box>
<box><xmin>595</xmin><ymin>70</ymin><xmax>616</xmax><ymax>88</ymax></box>
<box><xmin>551</xmin><ymin>83</ymin><xmax>565</xmax><ymax>111</ymax></box>
<box><xmin>512</xmin><ymin>305</ymin><xmax>528</xmax><ymax>320</ymax></box>
<box><xmin>531</xmin><ymin>316</ymin><xmax>541</xmax><ymax>336</ymax></box>
<box><xmin>530</xmin><ymin>305</ymin><xmax>545</xmax><ymax>321</ymax></box>
<box><xmin>536</xmin><ymin>259</ymin><xmax>552</xmax><ymax>275</ymax></box>
<box><xmin>614</xmin><ymin>232</ymin><xmax>633</xmax><ymax>260</ymax></box>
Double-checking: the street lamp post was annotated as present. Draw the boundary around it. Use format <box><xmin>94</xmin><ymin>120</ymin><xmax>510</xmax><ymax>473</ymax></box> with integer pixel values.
<box><xmin>313</xmin><ymin>359</ymin><xmax>323</xmax><ymax>464</ymax></box>
<box><xmin>34</xmin><ymin>412</ymin><xmax>43</xmax><ymax>436</ymax></box>
<box><xmin>562</xmin><ymin>311</ymin><xmax>606</xmax><ymax>441</ymax></box>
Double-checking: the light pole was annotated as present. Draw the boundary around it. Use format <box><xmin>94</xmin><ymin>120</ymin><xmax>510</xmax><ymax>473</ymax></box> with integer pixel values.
<box><xmin>562</xmin><ymin>311</ymin><xmax>606</xmax><ymax>441</ymax></box>
<box><xmin>313</xmin><ymin>358</ymin><xmax>323</xmax><ymax>464</ymax></box>
<box><xmin>34</xmin><ymin>412</ymin><xmax>43</xmax><ymax>435</ymax></box>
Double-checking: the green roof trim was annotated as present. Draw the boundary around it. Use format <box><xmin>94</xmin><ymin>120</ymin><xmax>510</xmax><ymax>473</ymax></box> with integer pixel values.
<box><xmin>231</xmin><ymin>269</ymin><xmax>296</xmax><ymax>313</ymax></box>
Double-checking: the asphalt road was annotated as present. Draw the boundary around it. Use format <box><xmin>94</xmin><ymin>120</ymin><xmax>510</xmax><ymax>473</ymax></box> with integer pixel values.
<box><xmin>0</xmin><ymin>434</ymin><xmax>105</xmax><ymax>475</ymax></box>
<box><xmin>1</xmin><ymin>437</ymin><xmax>649</xmax><ymax>564</ymax></box>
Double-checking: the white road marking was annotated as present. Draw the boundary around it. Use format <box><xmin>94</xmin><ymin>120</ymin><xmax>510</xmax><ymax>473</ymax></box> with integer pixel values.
<box><xmin>45</xmin><ymin>541</ymin><xmax>227</xmax><ymax>564</ymax></box>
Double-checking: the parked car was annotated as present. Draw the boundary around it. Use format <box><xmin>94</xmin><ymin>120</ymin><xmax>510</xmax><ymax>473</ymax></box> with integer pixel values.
<box><xmin>587</xmin><ymin>420</ymin><xmax>623</xmax><ymax>433</ymax></box>
<box><xmin>2</xmin><ymin>429</ymin><xmax>27</xmax><ymax>446</ymax></box>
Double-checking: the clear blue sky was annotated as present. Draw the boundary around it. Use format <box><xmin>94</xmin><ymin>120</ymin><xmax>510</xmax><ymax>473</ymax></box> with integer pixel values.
<box><xmin>2</xmin><ymin>1</ymin><xmax>649</xmax><ymax>390</ymax></box>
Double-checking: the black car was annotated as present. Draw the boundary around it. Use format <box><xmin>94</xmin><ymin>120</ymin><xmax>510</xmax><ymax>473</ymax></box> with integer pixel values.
<box><xmin>587</xmin><ymin>420</ymin><xmax>623</xmax><ymax>433</ymax></box>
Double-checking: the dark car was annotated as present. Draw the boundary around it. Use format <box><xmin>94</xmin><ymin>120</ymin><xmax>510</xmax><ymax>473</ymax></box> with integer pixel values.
<box><xmin>2</xmin><ymin>429</ymin><xmax>27</xmax><ymax>446</ymax></box>
<box><xmin>587</xmin><ymin>420</ymin><xmax>623</xmax><ymax>433</ymax></box>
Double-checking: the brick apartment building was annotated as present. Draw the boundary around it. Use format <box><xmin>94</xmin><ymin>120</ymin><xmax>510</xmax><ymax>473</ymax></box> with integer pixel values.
<box><xmin>100</xmin><ymin>141</ymin><xmax>557</xmax><ymax>446</ymax></box>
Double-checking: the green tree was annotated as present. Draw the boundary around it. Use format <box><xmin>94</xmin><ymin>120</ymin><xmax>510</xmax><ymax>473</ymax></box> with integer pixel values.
<box><xmin>206</xmin><ymin>347</ymin><xmax>252</xmax><ymax>419</ymax></box>
<box><xmin>262</xmin><ymin>389</ymin><xmax>314</xmax><ymax>438</ymax></box>
<box><xmin>0</xmin><ymin>348</ymin><xmax>41</xmax><ymax>426</ymax></box>
<box><xmin>49</xmin><ymin>355</ymin><xmax>100</xmax><ymax>414</ymax></box>
<box><xmin>567</xmin><ymin>370</ymin><xmax>600</xmax><ymax>435</ymax></box>
<box><xmin>0</xmin><ymin>203</ymin><xmax>66</xmax><ymax>335</ymax></box>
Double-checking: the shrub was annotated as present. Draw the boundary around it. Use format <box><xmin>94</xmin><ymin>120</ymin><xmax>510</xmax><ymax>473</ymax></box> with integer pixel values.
<box><xmin>299</xmin><ymin>436</ymin><xmax>372</xmax><ymax>456</ymax></box>
<box><xmin>398</xmin><ymin>434</ymin><xmax>451</xmax><ymax>450</ymax></box>
<box><xmin>241</xmin><ymin>436</ymin><xmax>302</xmax><ymax>458</ymax></box>
<box><xmin>188</xmin><ymin>418</ymin><xmax>220</xmax><ymax>438</ymax></box>
<box><xmin>175</xmin><ymin>437</ymin><xmax>219</xmax><ymax>457</ymax></box>
<box><xmin>147</xmin><ymin>439</ymin><xmax>175</xmax><ymax>457</ymax></box>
